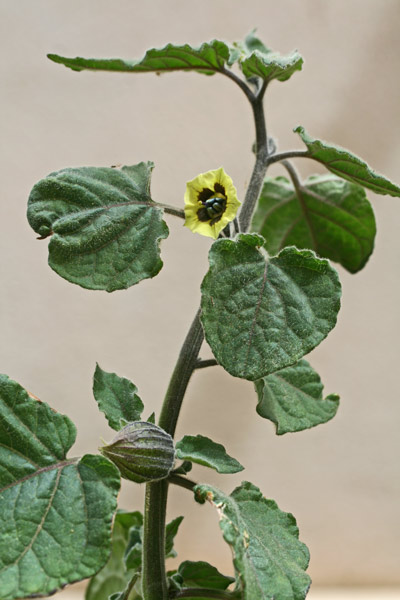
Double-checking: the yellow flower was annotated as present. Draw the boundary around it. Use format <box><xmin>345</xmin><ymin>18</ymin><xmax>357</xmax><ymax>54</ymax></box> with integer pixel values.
<box><xmin>184</xmin><ymin>167</ymin><xmax>241</xmax><ymax>239</ymax></box>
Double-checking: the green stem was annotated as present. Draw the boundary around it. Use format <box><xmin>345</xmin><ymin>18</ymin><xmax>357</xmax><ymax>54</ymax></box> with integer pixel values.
<box><xmin>195</xmin><ymin>358</ymin><xmax>218</xmax><ymax>369</ymax></box>
<box><xmin>168</xmin><ymin>473</ymin><xmax>197</xmax><ymax>492</ymax></box>
<box><xmin>266</xmin><ymin>149</ymin><xmax>309</xmax><ymax>165</ymax></box>
<box><xmin>120</xmin><ymin>572</ymin><xmax>140</xmax><ymax>600</ymax></box>
<box><xmin>142</xmin><ymin>311</ymin><xmax>204</xmax><ymax>600</ymax></box>
<box><xmin>158</xmin><ymin>308</ymin><xmax>204</xmax><ymax>436</ymax></box>
<box><xmin>141</xmin><ymin>480</ymin><xmax>169</xmax><ymax>600</ymax></box>
<box><xmin>158</xmin><ymin>203</ymin><xmax>185</xmax><ymax>219</ymax></box>
<box><xmin>238</xmin><ymin>97</ymin><xmax>269</xmax><ymax>231</ymax></box>
<box><xmin>141</xmin><ymin>70</ymin><xmax>269</xmax><ymax>600</ymax></box>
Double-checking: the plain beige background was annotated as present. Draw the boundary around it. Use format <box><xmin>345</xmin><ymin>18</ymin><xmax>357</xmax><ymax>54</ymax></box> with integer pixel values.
<box><xmin>1</xmin><ymin>0</ymin><xmax>400</xmax><ymax>593</ymax></box>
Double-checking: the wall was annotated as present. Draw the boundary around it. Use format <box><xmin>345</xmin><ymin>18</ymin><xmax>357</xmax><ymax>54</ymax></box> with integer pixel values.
<box><xmin>1</xmin><ymin>0</ymin><xmax>400</xmax><ymax>587</ymax></box>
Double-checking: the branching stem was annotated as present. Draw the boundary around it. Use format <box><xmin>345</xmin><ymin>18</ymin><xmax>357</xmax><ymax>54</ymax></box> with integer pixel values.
<box><xmin>266</xmin><ymin>149</ymin><xmax>309</xmax><ymax>166</ymax></box>
<box><xmin>168</xmin><ymin>474</ymin><xmax>197</xmax><ymax>492</ymax></box>
<box><xmin>141</xmin><ymin>67</ymin><xmax>269</xmax><ymax>600</ymax></box>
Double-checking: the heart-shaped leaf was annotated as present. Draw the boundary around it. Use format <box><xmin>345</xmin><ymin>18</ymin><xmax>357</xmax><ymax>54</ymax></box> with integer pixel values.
<box><xmin>201</xmin><ymin>234</ymin><xmax>341</xmax><ymax>380</ymax></box>
<box><xmin>27</xmin><ymin>162</ymin><xmax>169</xmax><ymax>292</ymax></box>
<box><xmin>195</xmin><ymin>481</ymin><xmax>311</xmax><ymax>600</ymax></box>
<box><xmin>0</xmin><ymin>375</ymin><xmax>120</xmax><ymax>600</ymax></box>
<box><xmin>251</xmin><ymin>174</ymin><xmax>376</xmax><ymax>273</ymax></box>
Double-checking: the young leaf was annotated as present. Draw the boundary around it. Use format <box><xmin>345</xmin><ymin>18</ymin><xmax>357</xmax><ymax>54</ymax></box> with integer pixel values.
<box><xmin>93</xmin><ymin>364</ymin><xmax>144</xmax><ymax>431</ymax></box>
<box><xmin>251</xmin><ymin>174</ymin><xmax>376</xmax><ymax>273</ymax></box>
<box><xmin>240</xmin><ymin>49</ymin><xmax>303</xmax><ymax>83</ymax></box>
<box><xmin>27</xmin><ymin>162</ymin><xmax>169</xmax><ymax>292</ymax></box>
<box><xmin>235</xmin><ymin>30</ymin><xmax>303</xmax><ymax>83</ymax></box>
<box><xmin>0</xmin><ymin>375</ymin><xmax>120</xmax><ymax>600</ymax></box>
<box><xmin>165</xmin><ymin>516</ymin><xmax>184</xmax><ymax>558</ymax></box>
<box><xmin>239</xmin><ymin>30</ymin><xmax>273</xmax><ymax>56</ymax></box>
<box><xmin>85</xmin><ymin>511</ymin><xmax>143</xmax><ymax>600</ymax></box>
<box><xmin>295</xmin><ymin>126</ymin><xmax>400</xmax><ymax>197</ymax></box>
<box><xmin>195</xmin><ymin>482</ymin><xmax>311</xmax><ymax>600</ymax></box>
<box><xmin>124</xmin><ymin>524</ymin><xmax>143</xmax><ymax>571</ymax></box>
<box><xmin>201</xmin><ymin>234</ymin><xmax>341</xmax><ymax>381</ymax></box>
<box><xmin>175</xmin><ymin>434</ymin><xmax>244</xmax><ymax>474</ymax></box>
<box><xmin>48</xmin><ymin>40</ymin><xmax>235</xmax><ymax>76</ymax></box>
<box><xmin>169</xmin><ymin>560</ymin><xmax>235</xmax><ymax>591</ymax></box>
<box><xmin>254</xmin><ymin>359</ymin><xmax>339</xmax><ymax>434</ymax></box>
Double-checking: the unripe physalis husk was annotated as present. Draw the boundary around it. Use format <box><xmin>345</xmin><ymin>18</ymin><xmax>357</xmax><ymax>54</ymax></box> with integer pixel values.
<box><xmin>100</xmin><ymin>421</ymin><xmax>175</xmax><ymax>483</ymax></box>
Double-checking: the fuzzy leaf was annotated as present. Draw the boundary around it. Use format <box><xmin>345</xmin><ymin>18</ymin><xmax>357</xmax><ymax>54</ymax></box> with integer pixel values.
<box><xmin>240</xmin><ymin>49</ymin><xmax>303</xmax><ymax>83</ymax></box>
<box><xmin>0</xmin><ymin>375</ymin><xmax>120</xmax><ymax>600</ymax></box>
<box><xmin>254</xmin><ymin>359</ymin><xmax>339</xmax><ymax>434</ymax></box>
<box><xmin>165</xmin><ymin>516</ymin><xmax>184</xmax><ymax>558</ymax></box>
<box><xmin>251</xmin><ymin>174</ymin><xmax>376</xmax><ymax>273</ymax></box>
<box><xmin>47</xmin><ymin>40</ymin><xmax>235</xmax><ymax>76</ymax></box>
<box><xmin>295</xmin><ymin>126</ymin><xmax>400</xmax><ymax>197</ymax></box>
<box><xmin>176</xmin><ymin>435</ymin><xmax>244</xmax><ymax>474</ymax></box>
<box><xmin>201</xmin><ymin>234</ymin><xmax>341</xmax><ymax>381</ymax></box>
<box><xmin>27</xmin><ymin>162</ymin><xmax>169</xmax><ymax>292</ymax></box>
<box><xmin>169</xmin><ymin>560</ymin><xmax>235</xmax><ymax>592</ymax></box>
<box><xmin>85</xmin><ymin>512</ymin><xmax>142</xmax><ymax>600</ymax></box>
<box><xmin>195</xmin><ymin>481</ymin><xmax>311</xmax><ymax>600</ymax></box>
<box><xmin>236</xmin><ymin>31</ymin><xmax>303</xmax><ymax>83</ymax></box>
<box><xmin>93</xmin><ymin>365</ymin><xmax>144</xmax><ymax>431</ymax></box>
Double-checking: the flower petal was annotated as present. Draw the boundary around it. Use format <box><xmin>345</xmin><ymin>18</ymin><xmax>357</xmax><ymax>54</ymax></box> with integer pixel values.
<box><xmin>184</xmin><ymin>167</ymin><xmax>240</xmax><ymax>239</ymax></box>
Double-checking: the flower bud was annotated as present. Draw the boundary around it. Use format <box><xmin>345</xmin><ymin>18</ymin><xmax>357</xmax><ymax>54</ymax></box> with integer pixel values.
<box><xmin>100</xmin><ymin>421</ymin><xmax>175</xmax><ymax>483</ymax></box>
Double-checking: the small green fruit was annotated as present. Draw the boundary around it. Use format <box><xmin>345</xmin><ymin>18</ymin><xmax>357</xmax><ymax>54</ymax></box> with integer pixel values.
<box><xmin>100</xmin><ymin>421</ymin><xmax>175</xmax><ymax>483</ymax></box>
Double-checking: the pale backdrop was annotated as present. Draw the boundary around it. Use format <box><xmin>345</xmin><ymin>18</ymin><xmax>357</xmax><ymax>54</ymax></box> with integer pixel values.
<box><xmin>1</xmin><ymin>0</ymin><xmax>400</xmax><ymax>589</ymax></box>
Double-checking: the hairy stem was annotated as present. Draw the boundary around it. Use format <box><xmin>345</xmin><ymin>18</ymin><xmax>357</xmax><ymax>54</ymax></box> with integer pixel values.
<box><xmin>157</xmin><ymin>203</ymin><xmax>185</xmax><ymax>219</ymax></box>
<box><xmin>266</xmin><ymin>149</ymin><xmax>309</xmax><ymax>166</ymax></box>
<box><xmin>142</xmin><ymin>311</ymin><xmax>203</xmax><ymax>599</ymax></box>
<box><xmin>141</xmin><ymin>480</ymin><xmax>169</xmax><ymax>600</ymax></box>
<box><xmin>141</xmin><ymin>68</ymin><xmax>269</xmax><ymax>600</ymax></box>
<box><xmin>120</xmin><ymin>572</ymin><xmax>140</xmax><ymax>600</ymax></box>
<box><xmin>168</xmin><ymin>473</ymin><xmax>197</xmax><ymax>492</ymax></box>
<box><xmin>238</xmin><ymin>97</ymin><xmax>269</xmax><ymax>231</ymax></box>
<box><xmin>158</xmin><ymin>308</ymin><xmax>204</xmax><ymax>436</ymax></box>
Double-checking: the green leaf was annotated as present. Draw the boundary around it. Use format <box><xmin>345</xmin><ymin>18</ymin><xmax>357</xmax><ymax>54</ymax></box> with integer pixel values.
<box><xmin>251</xmin><ymin>174</ymin><xmax>376</xmax><ymax>273</ymax></box>
<box><xmin>86</xmin><ymin>511</ymin><xmax>142</xmax><ymax>600</ymax></box>
<box><xmin>295</xmin><ymin>126</ymin><xmax>400</xmax><ymax>197</ymax></box>
<box><xmin>165</xmin><ymin>516</ymin><xmax>184</xmax><ymax>558</ymax></box>
<box><xmin>175</xmin><ymin>435</ymin><xmax>244</xmax><ymax>474</ymax></box>
<box><xmin>195</xmin><ymin>481</ymin><xmax>311</xmax><ymax>600</ymax></box>
<box><xmin>201</xmin><ymin>234</ymin><xmax>341</xmax><ymax>381</ymax></box>
<box><xmin>0</xmin><ymin>374</ymin><xmax>76</xmax><ymax>484</ymax></box>
<box><xmin>147</xmin><ymin>412</ymin><xmax>156</xmax><ymax>424</ymax></box>
<box><xmin>93</xmin><ymin>364</ymin><xmax>144</xmax><ymax>431</ymax></box>
<box><xmin>124</xmin><ymin>522</ymin><xmax>143</xmax><ymax>571</ymax></box>
<box><xmin>175</xmin><ymin>560</ymin><xmax>235</xmax><ymax>590</ymax></box>
<box><xmin>236</xmin><ymin>31</ymin><xmax>303</xmax><ymax>83</ymax></box>
<box><xmin>27</xmin><ymin>162</ymin><xmax>169</xmax><ymax>292</ymax></box>
<box><xmin>240</xmin><ymin>30</ymin><xmax>273</xmax><ymax>56</ymax></box>
<box><xmin>254</xmin><ymin>359</ymin><xmax>339</xmax><ymax>434</ymax></box>
<box><xmin>48</xmin><ymin>39</ymin><xmax>235</xmax><ymax>76</ymax></box>
<box><xmin>0</xmin><ymin>375</ymin><xmax>120</xmax><ymax>600</ymax></box>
